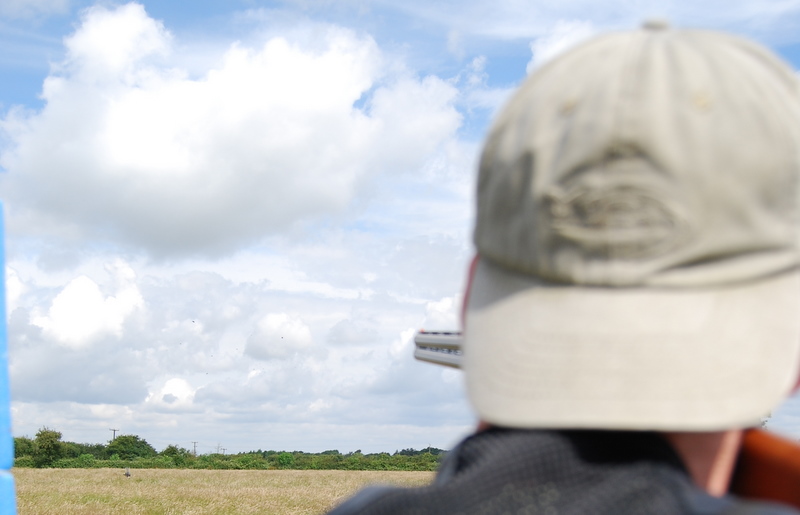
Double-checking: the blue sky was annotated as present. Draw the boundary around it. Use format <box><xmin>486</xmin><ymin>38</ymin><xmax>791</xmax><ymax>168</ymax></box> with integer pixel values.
<box><xmin>1</xmin><ymin>0</ymin><xmax>800</xmax><ymax>455</ymax></box>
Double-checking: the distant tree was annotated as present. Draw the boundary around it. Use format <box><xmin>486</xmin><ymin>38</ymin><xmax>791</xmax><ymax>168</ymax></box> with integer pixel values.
<box><xmin>160</xmin><ymin>444</ymin><xmax>189</xmax><ymax>457</ymax></box>
<box><xmin>106</xmin><ymin>435</ymin><xmax>156</xmax><ymax>460</ymax></box>
<box><xmin>62</xmin><ymin>442</ymin><xmax>82</xmax><ymax>459</ymax></box>
<box><xmin>419</xmin><ymin>446</ymin><xmax>446</xmax><ymax>456</ymax></box>
<box><xmin>160</xmin><ymin>444</ymin><xmax>192</xmax><ymax>466</ymax></box>
<box><xmin>277</xmin><ymin>452</ymin><xmax>294</xmax><ymax>468</ymax></box>
<box><xmin>13</xmin><ymin>437</ymin><xmax>34</xmax><ymax>458</ymax></box>
<box><xmin>33</xmin><ymin>427</ymin><xmax>65</xmax><ymax>467</ymax></box>
<box><xmin>69</xmin><ymin>442</ymin><xmax>108</xmax><ymax>460</ymax></box>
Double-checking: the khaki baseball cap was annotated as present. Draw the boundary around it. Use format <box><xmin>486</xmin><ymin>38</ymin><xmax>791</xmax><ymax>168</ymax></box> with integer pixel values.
<box><xmin>463</xmin><ymin>21</ymin><xmax>800</xmax><ymax>430</ymax></box>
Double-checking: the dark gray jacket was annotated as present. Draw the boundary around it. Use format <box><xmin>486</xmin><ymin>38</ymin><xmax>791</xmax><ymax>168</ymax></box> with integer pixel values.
<box><xmin>327</xmin><ymin>428</ymin><xmax>799</xmax><ymax>514</ymax></box>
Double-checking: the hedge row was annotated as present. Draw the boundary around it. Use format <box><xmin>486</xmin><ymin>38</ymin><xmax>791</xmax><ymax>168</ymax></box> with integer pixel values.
<box><xmin>14</xmin><ymin>451</ymin><xmax>443</xmax><ymax>471</ymax></box>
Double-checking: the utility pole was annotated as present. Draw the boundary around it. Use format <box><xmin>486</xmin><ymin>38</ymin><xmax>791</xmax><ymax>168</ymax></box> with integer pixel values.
<box><xmin>110</xmin><ymin>428</ymin><xmax>119</xmax><ymax>440</ymax></box>
<box><xmin>191</xmin><ymin>441</ymin><xmax>198</xmax><ymax>456</ymax></box>
<box><xmin>221</xmin><ymin>448</ymin><xmax>226</xmax><ymax>455</ymax></box>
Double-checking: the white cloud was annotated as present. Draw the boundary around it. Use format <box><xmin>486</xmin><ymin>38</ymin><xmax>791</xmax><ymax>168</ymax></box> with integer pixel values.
<box><xmin>0</xmin><ymin>2</ymin><xmax>462</xmax><ymax>259</ymax></box>
<box><xmin>368</xmin><ymin>75</ymin><xmax>462</xmax><ymax>172</ymax></box>
<box><xmin>447</xmin><ymin>29</ymin><xmax>464</xmax><ymax>59</ymax></box>
<box><xmin>0</xmin><ymin>0</ymin><xmax>68</xmax><ymax>19</ymax></box>
<box><xmin>145</xmin><ymin>377</ymin><xmax>196</xmax><ymax>411</ymax></box>
<box><xmin>30</xmin><ymin>260</ymin><xmax>143</xmax><ymax>348</ymax></box>
<box><xmin>246</xmin><ymin>313</ymin><xmax>314</xmax><ymax>360</ymax></box>
<box><xmin>387</xmin><ymin>295</ymin><xmax>459</xmax><ymax>362</ymax></box>
<box><xmin>327</xmin><ymin>317</ymin><xmax>379</xmax><ymax>346</ymax></box>
<box><xmin>6</xmin><ymin>267</ymin><xmax>24</xmax><ymax>313</ymax></box>
<box><xmin>88</xmin><ymin>403</ymin><xmax>135</xmax><ymax>422</ymax></box>
<box><xmin>389</xmin><ymin>327</ymin><xmax>416</xmax><ymax>361</ymax></box>
<box><xmin>464</xmin><ymin>56</ymin><xmax>487</xmax><ymax>88</ymax></box>
<box><xmin>382</xmin><ymin>0</ymin><xmax>800</xmax><ymax>43</ymax></box>
<box><xmin>63</xmin><ymin>3</ymin><xmax>171</xmax><ymax>78</ymax></box>
<box><xmin>422</xmin><ymin>295</ymin><xmax>460</xmax><ymax>331</ymax></box>
<box><xmin>526</xmin><ymin>20</ymin><xmax>596</xmax><ymax>73</ymax></box>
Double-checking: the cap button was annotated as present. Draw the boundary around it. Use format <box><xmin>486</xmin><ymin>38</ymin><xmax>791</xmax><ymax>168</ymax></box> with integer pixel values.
<box><xmin>642</xmin><ymin>18</ymin><xmax>669</xmax><ymax>30</ymax></box>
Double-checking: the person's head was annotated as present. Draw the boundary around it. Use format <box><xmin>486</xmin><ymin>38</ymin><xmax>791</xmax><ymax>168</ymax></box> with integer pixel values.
<box><xmin>462</xmin><ymin>21</ymin><xmax>800</xmax><ymax>432</ymax></box>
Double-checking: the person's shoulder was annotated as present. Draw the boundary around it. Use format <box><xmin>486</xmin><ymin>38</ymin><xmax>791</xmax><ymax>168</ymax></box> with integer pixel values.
<box><xmin>688</xmin><ymin>489</ymin><xmax>800</xmax><ymax>515</ymax></box>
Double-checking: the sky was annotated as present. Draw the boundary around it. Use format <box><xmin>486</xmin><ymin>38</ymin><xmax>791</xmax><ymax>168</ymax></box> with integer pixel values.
<box><xmin>1</xmin><ymin>0</ymin><xmax>800</xmax><ymax>456</ymax></box>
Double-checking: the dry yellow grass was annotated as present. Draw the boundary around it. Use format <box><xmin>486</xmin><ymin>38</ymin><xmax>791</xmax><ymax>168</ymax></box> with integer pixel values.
<box><xmin>14</xmin><ymin>468</ymin><xmax>434</xmax><ymax>514</ymax></box>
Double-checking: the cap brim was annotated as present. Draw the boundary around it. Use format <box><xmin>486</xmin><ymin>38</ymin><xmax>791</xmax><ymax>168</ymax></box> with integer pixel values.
<box><xmin>463</xmin><ymin>259</ymin><xmax>800</xmax><ymax>430</ymax></box>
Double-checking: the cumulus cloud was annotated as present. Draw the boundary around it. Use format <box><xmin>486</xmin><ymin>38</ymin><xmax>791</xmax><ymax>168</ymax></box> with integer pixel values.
<box><xmin>145</xmin><ymin>378</ymin><xmax>197</xmax><ymax>412</ymax></box>
<box><xmin>421</xmin><ymin>295</ymin><xmax>460</xmax><ymax>330</ymax></box>
<box><xmin>456</xmin><ymin>56</ymin><xmax>515</xmax><ymax>116</ymax></box>
<box><xmin>246</xmin><ymin>313</ymin><xmax>314</xmax><ymax>360</ymax></box>
<box><xmin>30</xmin><ymin>260</ymin><xmax>143</xmax><ymax>348</ymax></box>
<box><xmin>8</xmin><ymin>225</ymin><xmax>473</xmax><ymax>449</ymax></box>
<box><xmin>9</xmin><ymin>316</ymin><xmax>151</xmax><ymax>404</ymax></box>
<box><xmin>6</xmin><ymin>268</ymin><xmax>25</xmax><ymax>313</ymax></box>
<box><xmin>388</xmin><ymin>327</ymin><xmax>416</xmax><ymax>361</ymax></box>
<box><xmin>327</xmin><ymin>317</ymin><xmax>379</xmax><ymax>346</ymax></box>
<box><xmin>3</xmin><ymin>1</ymin><xmax>477</xmax><ymax>453</ymax></box>
<box><xmin>0</xmin><ymin>2</ymin><xmax>462</xmax><ymax>259</ymax></box>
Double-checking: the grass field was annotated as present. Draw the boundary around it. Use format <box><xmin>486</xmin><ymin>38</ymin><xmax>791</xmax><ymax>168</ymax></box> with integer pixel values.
<box><xmin>14</xmin><ymin>468</ymin><xmax>435</xmax><ymax>514</ymax></box>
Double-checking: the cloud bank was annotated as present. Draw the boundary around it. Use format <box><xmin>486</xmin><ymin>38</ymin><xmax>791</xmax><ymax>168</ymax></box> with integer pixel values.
<box><xmin>1</xmin><ymin>3</ymin><xmax>462</xmax><ymax>259</ymax></box>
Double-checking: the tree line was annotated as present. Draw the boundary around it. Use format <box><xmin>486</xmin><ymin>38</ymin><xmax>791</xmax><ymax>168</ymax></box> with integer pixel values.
<box><xmin>13</xmin><ymin>427</ymin><xmax>446</xmax><ymax>471</ymax></box>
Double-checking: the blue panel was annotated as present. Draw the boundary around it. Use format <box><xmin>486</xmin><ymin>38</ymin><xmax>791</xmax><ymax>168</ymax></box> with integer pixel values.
<box><xmin>0</xmin><ymin>207</ymin><xmax>11</xmax><ymax>471</ymax></box>
<box><xmin>0</xmin><ymin>205</ymin><xmax>15</xmax><ymax>515</ymax></box>
<box><xmin>0</xmin><ymin>472</ymin><xmax>14</xmax><ymax>515</ymax></box>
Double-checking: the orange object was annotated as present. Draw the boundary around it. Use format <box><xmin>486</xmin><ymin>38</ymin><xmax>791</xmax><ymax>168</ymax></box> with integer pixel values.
<box><xmin>731</xmin><ymin>429</ymin><xmax>800</xmax><ymax>508</ymax></box>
